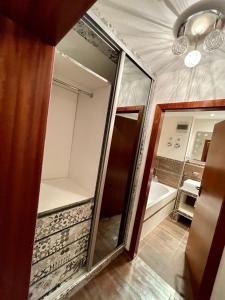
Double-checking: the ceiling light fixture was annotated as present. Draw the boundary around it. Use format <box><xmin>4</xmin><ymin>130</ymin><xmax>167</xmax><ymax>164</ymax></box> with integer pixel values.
<box><xmin>210</xmin><ymin>113</ymin><xmax>215</xmax><ymax>117</ymax></box>
<box><xmin>191</xmin><ymin>15</ymin><xmax>213</xmax><ymax>36</ymax></box>
<box><xmin>172</xmin><ymin>36</ymin><xmax>189</xmax><ymax>56</ymax></box>
<box><xmin>172</xmin><ymin>10</ymin><xmax>225</xmax><ymax>68</ymax></box>
<box><xmin>184</xmin><ymin>50</ymin><xmax>202</xmax><ymax>68</ymax></box>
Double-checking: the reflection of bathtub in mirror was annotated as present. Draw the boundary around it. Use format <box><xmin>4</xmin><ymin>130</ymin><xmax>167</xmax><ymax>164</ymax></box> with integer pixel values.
<box><xmin>141</xmin><ymin>181</ymin><xmax>177</xmax><ymax>239</ymax></box>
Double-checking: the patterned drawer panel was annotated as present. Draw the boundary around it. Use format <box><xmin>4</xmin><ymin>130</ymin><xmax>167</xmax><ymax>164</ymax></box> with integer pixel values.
<box><xmin>35</xmin><ymin>201</ymin><xmax>93</xmax><ymax>241</ymax></box>
<box><xmin>29</xmin><ymin>252</ymin><xmax>87</xmax><ymax>300</ymax></box>
<box><xmin>33</xmin><ymin>220</ymin><xmax>91</xmax><ymax>264</ymax></box>
<box><xmin>31</xmin><ymin>235</ymin><xmax>89</xmax><ymax>285</ymax></box>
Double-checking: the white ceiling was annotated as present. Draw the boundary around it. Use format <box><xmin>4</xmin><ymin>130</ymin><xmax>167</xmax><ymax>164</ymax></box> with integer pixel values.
<box><xmin>90</xmin><ymin>0</ymin><xmax>225</xmax><ymax>77</ymax></box>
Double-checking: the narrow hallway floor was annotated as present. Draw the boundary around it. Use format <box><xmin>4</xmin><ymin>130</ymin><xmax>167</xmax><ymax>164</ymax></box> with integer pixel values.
<box><xmin>71</xmin><ymin>218</ymin><xmax>192</xmax><ymax>300</ymax></box>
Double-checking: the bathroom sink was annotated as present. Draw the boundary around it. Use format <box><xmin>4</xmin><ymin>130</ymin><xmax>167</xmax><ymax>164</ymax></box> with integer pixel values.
<box><xmin>181</xmin><ymin>179</ymin><xmax>200</xmax><ymax>195</ymax></box>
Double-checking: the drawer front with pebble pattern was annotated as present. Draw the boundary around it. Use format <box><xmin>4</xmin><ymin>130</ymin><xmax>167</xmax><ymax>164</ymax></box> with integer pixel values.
<box><xmin>29</xmin><ymin>252</ymin><xmax>87</xmax><ymax>300</ymax></box>
<box><xmin>32</xmin><ymin>219</ymin><xmax>91</xmax><ymax>264</ymax></box>
<box><xmin>35</xmin><ymin>201</ymin><xmax>93</xmax><ymax>241</ymax></box>
<box><xmin>31</xmin><ymin>235</ymin><xmax>89</xmax><ymax>285</ymax></box>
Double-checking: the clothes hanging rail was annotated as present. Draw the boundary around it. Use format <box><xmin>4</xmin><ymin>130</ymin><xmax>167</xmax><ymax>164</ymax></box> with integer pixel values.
<box><xmin>53</xmin><ymin>78</ymin><xmax>93</xmax><ymax>98</ymax></box>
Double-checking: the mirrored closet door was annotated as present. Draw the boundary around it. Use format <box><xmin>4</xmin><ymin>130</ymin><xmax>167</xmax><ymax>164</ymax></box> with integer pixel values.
<box><xmin>92</xmin><ymin>56</ymin><xmax>152</xmax><ymax>265</ymax></box>
<box><xmin>29</xmin><ymin>17</ymin><xmax>120</xmax><ymax>300</ymax></box>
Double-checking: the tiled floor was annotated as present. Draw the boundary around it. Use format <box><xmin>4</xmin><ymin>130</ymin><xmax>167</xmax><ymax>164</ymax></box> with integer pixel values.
<box><xmin>70</xmin><ymin>217</ymin><xmax>192</xmax><ymax>300</ymax></box>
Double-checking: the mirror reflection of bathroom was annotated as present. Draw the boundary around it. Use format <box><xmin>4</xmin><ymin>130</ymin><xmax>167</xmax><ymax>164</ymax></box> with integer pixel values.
<box><xmin>93</xmin><ymin>56</ymin><xmax>151</xmax><ymax>265</ymax></box>
<box><xmin>93</xmin><ymin>109</ymin><xmax>143</xmax><ymax>264</ymax></box>
<box><xmin>141</xmin><ymin>109</ymin><xmax>225</xmax><ymax>295</ymax></box>
<box><xmin>29</xmin><ymin>17</ymin><xmax>120</xmax><ymax>300</ymax></box>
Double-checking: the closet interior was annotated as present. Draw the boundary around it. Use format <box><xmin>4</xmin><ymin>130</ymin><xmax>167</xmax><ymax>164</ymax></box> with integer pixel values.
<box><xmin>29</xmin><ymin>19</ymin><xmax>119</xmax><ymax>300</ymax></box>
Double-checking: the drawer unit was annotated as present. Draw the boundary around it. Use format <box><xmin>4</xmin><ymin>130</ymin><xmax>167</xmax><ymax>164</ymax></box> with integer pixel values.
<box><xmin>29</xmin><ymin>251</ymin><xmax>87</xmax><ymax>300</ymax></box>
<box><xmin>30</xmin><ymin>200</ymin><xmax>93</xmax><ymax>300</ymax></box>
<box><xmin>31</xmin><ymin>235</ymin><xmax>89</xmax><ymax>285</ymax></box>
<box><xmin>32</xmin><ymin>219</ymin><xmax>91</xmax><ymax>264</ymax></box>
<box><xmin>35</xmin><ymin>201</ymin><xmax>93</xmax><ymax>241</ymax></box>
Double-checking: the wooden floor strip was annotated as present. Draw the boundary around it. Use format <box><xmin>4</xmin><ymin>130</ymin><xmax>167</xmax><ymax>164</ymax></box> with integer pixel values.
<box><xmin>71</xmin><ymin>217</ymin><xmax>193</xmax><ymax>300</ymax></box>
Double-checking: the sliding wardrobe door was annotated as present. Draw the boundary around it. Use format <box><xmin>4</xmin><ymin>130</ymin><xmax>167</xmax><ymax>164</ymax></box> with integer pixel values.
<box><xmin>90</xmin><ymin>55</ymin><xmax>152</xmax><ymax>266</ymax></box>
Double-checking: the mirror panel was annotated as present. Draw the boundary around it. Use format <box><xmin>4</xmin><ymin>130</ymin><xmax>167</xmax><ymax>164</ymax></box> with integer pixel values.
<box><xmin>93</xmin><ymin>56</ymin><xmax>151</xmax><ymax>265</ymax></box>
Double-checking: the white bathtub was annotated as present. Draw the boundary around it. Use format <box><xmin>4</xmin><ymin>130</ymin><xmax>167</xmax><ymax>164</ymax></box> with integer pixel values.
<box><xmin>141</xmin><ymin>181</ymin><xmax>177</xmax><ymax>239</ymax></box>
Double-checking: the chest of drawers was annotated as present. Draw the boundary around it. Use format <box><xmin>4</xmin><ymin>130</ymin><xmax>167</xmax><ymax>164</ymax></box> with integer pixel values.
<box><xmin>29</xmin><ymin>200</ymin><xmax>93</xmax><ymax>300</ymax></box>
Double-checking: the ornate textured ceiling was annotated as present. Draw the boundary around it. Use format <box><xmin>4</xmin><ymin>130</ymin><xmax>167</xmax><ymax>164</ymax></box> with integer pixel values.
<box><xmin>89</xmin><ymin>0</ymin><xmax>225</xmax><ymax>77</ymax></box>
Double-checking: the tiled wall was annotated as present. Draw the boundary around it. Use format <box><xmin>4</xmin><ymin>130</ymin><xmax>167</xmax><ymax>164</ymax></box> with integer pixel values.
<box><xmin>155</xmin><ymin>156</ymin><xmax>184</xmax><ymax>188</ymax></box>
<box><xmin>182</xmin><ymin>161</ymin><xmax>204</xmax><ymax>183</ymax></box>
<box><xmin>155</xmin><ymin>156</ymin><xmax>205</xmax><ymax>188</ymax></box>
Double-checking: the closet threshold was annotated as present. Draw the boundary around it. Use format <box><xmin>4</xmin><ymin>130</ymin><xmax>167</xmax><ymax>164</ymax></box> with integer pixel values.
<box><xmin>53</xmin><ymin>78</ymin><xmax>93</xmax><ymax>98</ymax></box>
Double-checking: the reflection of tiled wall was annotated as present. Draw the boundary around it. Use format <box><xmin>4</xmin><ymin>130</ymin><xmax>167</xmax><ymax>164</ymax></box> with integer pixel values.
<box><xmin>155</xmin><ymin>156</ymin><xmax>184</xmax><ymax>188</ymax></box>
<box><xmin>183</xmin><ymin>161</ymin><xmax>204</xmax><ymax>183</ymax></box>
<box><xmin>29</xmin><ymin>201</ymin><xmax>93</xmax><ymax>300</ymax></box>
<box><xmin>155</xmin><ymin>156</ymin><xmax>205</xmax><ymax>188</ymax></box>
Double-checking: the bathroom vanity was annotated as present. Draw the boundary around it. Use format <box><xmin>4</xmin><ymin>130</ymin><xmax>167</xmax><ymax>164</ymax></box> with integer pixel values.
<box><xmin>174</xmin><ymin>160</ymin><xmax>205</xmax><ymax>220</ymax></box>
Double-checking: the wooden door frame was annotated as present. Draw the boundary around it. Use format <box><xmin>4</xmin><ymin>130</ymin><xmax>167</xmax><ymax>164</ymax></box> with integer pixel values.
<box><xmin>128</xmin><ymin>99</ymin><xmax>225</xmax><ymax>270</ymax></box>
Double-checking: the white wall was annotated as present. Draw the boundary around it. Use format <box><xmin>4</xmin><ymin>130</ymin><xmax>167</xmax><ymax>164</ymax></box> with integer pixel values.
<box><xmin>42</xmin><ymin>85</ymin><xmax>77</xmax><ymax>179</ymax></box>
<box><xmin>69</xmin><ymin>85</ymin><xmax>111</xmax><ymax>194</ymax></box>
<box><xmin>154</xmin><ymin>59</ymin><xmax>225</xmax><ymax>103</ymax></box>
<box><xmin>117</xmin><ymin>56</ymin><xmax>151</xmax><ymax>107</ymax></box>
<box><xmin>157</xmin><ymin>115</ymin><xmax>193</xmax><ymax>161</ymax></box>
<box><xmin>211</xmin><ymin>247</ymin><xmax>225</xmax><ymax>300</ymax></box>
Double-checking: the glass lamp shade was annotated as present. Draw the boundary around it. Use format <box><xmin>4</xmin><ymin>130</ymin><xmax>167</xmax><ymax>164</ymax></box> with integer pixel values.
<box><xmin>204</xmin><ymin>29</ymin><xmax>224</xmax><ymax>52</ymax></box>
<box><xmin>172</xmin><ymin>36</ymin><xmax>189</xmax><ymax>55</ymax></box>
<box><xmin>184</xmin><ymin>50</ymin><xmax>202</xmax><ymax>68</ymax></box>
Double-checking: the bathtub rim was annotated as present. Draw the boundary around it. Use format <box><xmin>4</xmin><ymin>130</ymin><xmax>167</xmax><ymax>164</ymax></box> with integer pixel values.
<box><xmin>146</xmin><ymin>182</ymin><xmax>177</xmax><ymax>209</ymax></box>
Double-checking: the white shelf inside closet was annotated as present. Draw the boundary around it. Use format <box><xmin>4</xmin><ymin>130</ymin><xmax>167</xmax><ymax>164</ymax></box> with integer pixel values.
<box><xmin>54</xmin><ymin>49</ymin><xmax>110</xmax><ymax>91</ymax></box>
<box><xmin>38</xmin><ymin>178</ymin><xmax>93</xmax><ymax>213</ymax></box>
<box><xmin>38</xmin><ymin>50</ymin><xmax>111</xmax><ymax>215</ymax></box>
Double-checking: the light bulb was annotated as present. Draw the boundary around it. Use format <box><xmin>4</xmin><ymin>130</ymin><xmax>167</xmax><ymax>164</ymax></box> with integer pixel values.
<box><xmin>184</xmin><ymin>50</ymin><xmax>201</xmax><ymax>68</ymax></box>
<box><xmin>191</xmin><ymin>16</ymin><xmax>211</xmax><ymax>36</ymax></box>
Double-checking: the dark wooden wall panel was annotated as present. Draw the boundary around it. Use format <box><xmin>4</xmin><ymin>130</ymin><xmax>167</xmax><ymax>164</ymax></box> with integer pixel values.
<box><xmin>0</xmin><ymin>0</ymin><xmax>97</xmax><ymax>45</ymax></box>
<box><xmin>186</xmin><ymin>120</ymin><xmax>225</xmax><ymax>299</ymax></box>
<box><xmin>101</xmin><ymin>116</ymin><xmax>138</xmax><ymax>217</ymax></box>
<box><xmin>0</xmin><ymin>16</ymin><xmax>54</xmax><ymax>300</ymax></box>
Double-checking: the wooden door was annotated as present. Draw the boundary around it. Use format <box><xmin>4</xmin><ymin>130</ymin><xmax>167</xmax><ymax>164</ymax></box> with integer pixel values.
<box><xmin>0</xmin><ymin>2</ymin><xmax>96</xmax><ymax>299</ymax></box>
<box><xmin>186</xmin><ymin>120</ymin><xmax>225</xmax><ymax>300</ymax></box>
<box><xmin>100</xmin><ymin>115</ymin><xmax>138</xmax><ymax>218</ymax></box>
